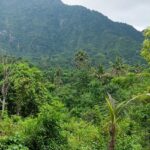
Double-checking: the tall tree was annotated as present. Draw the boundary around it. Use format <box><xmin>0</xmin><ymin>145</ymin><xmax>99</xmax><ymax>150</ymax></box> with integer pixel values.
<box><xmin>95</xmin><ymin>64</ymin><xmax>104</xmax><ymax>79</ymax></box>
<box><xmin>0</xmin><ymin>56</ymin><xmax>12</xmax><ymax>117</ymax></box>
<box><xmin>111</xmin><ymin>57</ymin><xmax>126</xmax><ymax>76</ymax></box>
<box><xmin>74</xmin><ymin>50</ymin><xmax>89</xmax><ymax>69</ymax></box>
<box><xmin>141</xmin><ymin>28</ymin><xmax>150</xmax><ymax>63</ymax></box>
<box><xmin>54</xmin><ymin>67</ymin><xmax>63</xmax><ymax>87</ymax></box>
<box><xmin>106</xmin><ymin>93</ymin><xmax>138</xmax><ymax>150</ymax></box>
<box><xmin>8</xmin><ymin>62</ymin><xmax>49</xmax><ymax>116</ymax></box>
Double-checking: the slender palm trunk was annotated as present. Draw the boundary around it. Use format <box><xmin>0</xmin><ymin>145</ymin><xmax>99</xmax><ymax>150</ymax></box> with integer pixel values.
<box><xmin>109</xmin><ymin>123</ymin><xmax>116</xmax><ymax>150</ymax></box>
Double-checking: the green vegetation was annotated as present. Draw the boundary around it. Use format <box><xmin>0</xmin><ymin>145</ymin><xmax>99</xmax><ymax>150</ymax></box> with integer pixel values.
<box><xmin>0</xmin><ymin>28</ymin><xmax>149</xmax><ymax>149</ymax></box>
<box><xmin>0</xmin><ymin>0</ymin><xmax>144</xmax><ymax>67</ymax></box>
<box><xmin>0</xmin><ymin>0</ymin><xmax>149</xmax><ymax>149</ymax></box>
<box><xmin>141</xmin><ymin>28</ymin><xmax>150</xmax><ymax>63</ymax></box>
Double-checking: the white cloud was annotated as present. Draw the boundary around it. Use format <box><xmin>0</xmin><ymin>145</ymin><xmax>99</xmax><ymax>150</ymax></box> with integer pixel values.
<box><xmin>62</xmin><ymin>0</ymin><xmax>150</xmax><ymax>31</ymax></box>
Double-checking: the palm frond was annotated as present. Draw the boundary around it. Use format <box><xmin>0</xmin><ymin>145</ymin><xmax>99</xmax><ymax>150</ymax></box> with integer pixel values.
<box><xmin>106</xmin><ymin>96</ymin><xmax>116</xmax><ymax>123</ymax></box>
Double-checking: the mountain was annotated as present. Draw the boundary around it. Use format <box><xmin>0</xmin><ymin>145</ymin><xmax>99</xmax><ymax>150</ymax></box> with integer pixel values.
<box><xmin>0</xmin><ymin>0</ymin><xmax>143</xmax><ymax>67</ymax></box>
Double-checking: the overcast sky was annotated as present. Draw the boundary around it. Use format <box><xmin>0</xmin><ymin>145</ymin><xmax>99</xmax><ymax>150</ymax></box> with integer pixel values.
<box><xmin>62</xmin><ymin>0</ymin><xmax>150</xmax><ymax>31</ymax></box>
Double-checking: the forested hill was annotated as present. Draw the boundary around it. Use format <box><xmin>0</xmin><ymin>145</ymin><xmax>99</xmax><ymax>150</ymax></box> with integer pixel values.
<box><xmin>0</xmin><ymin>0</ymin><xmax>143</xmax><ymax>67</ymax></box>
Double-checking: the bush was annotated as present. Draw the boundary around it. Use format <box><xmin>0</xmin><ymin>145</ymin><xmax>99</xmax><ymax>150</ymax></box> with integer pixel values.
<box><xmin>0</xmin><ymin>134</ymin><xmax>28</xmax><ymax>150</ymax></box>
<box><xmin>23</xmin><ymin>101</ymin><xmax>68</xmax><ymax>150</ymax></box>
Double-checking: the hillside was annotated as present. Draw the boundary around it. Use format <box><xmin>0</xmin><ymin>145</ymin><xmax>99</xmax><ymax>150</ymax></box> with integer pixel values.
<box><xmin>0</xmin><ymin>0</ymin><xmax>143</xmax><ymax>67</ymax></box>
<box><xmin>0</xmin><ymin>1</ymin><xmax>150</xmax><ymax>149</ymax></box>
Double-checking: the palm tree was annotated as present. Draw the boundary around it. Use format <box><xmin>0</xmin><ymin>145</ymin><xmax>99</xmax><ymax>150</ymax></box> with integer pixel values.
<box><xmin>95</xmin><ymin>64</ymin><xmax>104</xmax><ymax>79</ymax></box>
<box><xmin>111</xmin><ymin>57</ymin><xmax>126</xmax><ymax>76</ymax></box>
<box><xmin>74</xmin><ymin>50</ymin><xmax>89</xmax><ymax>69</ymax></box>
<box><xmin>106</xmin><ymin>93</ymin><xmax>139</xmax><ymax>150</ymax></box>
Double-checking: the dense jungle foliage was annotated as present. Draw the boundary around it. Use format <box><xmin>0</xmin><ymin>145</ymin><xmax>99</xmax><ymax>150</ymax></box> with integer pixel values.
<box><xmin>0</xmin><ymin>28</ymin><xmax>150</xmax><ymax>150</ymax></box>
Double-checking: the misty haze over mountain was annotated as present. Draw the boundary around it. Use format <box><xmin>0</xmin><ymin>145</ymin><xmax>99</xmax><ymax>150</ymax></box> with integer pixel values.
<box><xmin>0</xmin><ymin>0</ymin><xmax>143</xmax><ymax>67</ymax></box>
<box><xmin>63</xmin><ymin>0</ymin><xmax>150</xmax><ymax>31</ymax></box>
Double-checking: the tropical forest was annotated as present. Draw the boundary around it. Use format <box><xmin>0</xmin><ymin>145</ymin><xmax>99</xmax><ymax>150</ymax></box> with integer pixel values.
<box><xmin>0</xmin><ymin>0</ymin><xmax>149</xmax><ymax>150</ymax></box>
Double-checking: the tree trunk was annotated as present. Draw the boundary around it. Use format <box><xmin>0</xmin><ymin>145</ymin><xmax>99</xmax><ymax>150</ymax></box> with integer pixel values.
<box><xmin>16</xmin><ymin>102</ymin><xmax>21</xmax><ymax>115</ymax></box>
<box><xmin>109</xmin><ymin>124</ymin><xmax>116</xmax><ymax>150</ymax></box>
<box><xmin>1</xmin><ymin>97</ymin><xmax>6</xmax><ymax>117</ymax></box>
<box><xmin>0</xmin><ymin>56</ymin><xmax>11</xmax><ymax>117</ymax></box>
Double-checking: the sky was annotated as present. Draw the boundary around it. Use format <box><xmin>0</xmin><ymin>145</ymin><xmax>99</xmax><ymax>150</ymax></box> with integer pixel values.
<box><xmin>62</xmin><ymin>0</ymin><xmax>150</xmax><ymax>31</ymax></box>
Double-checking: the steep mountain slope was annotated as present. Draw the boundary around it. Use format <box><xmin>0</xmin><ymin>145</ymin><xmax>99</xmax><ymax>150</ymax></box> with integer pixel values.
<box><xmin>0</xmin><ymin>0</ymin><xmax>143</xmax><ymax>67</ymax></box>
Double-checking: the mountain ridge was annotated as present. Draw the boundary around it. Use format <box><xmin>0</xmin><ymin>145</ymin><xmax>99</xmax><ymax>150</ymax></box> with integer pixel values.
<box><xmin>0</xmin><ymin>0</ymin><xmax>143</xmax><ymax>67</ymax></box>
